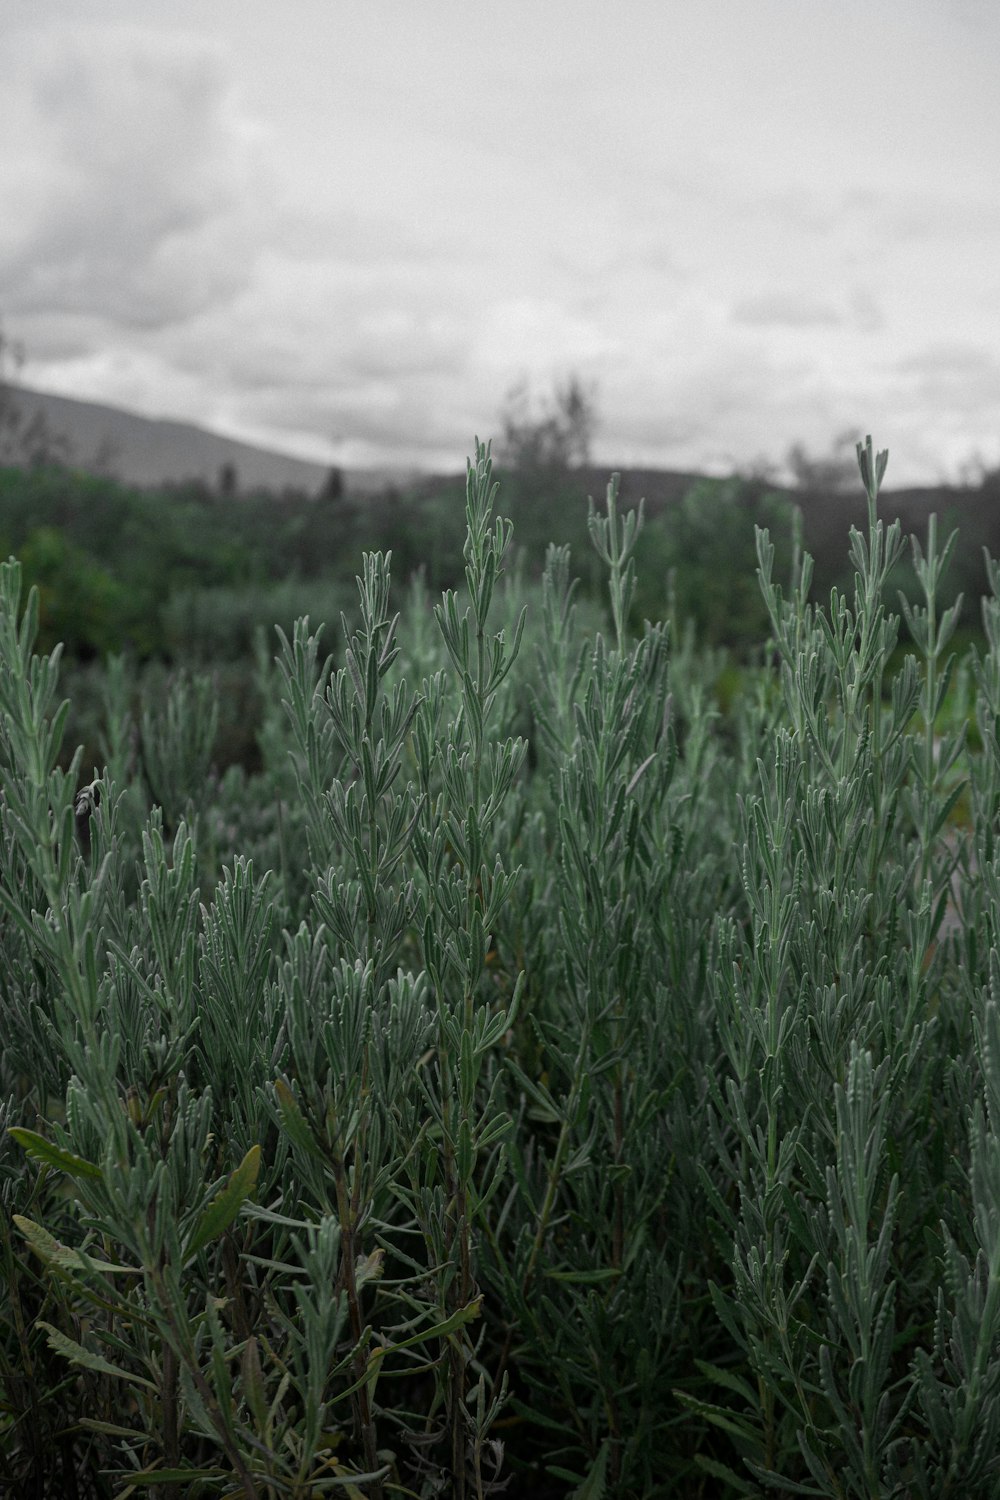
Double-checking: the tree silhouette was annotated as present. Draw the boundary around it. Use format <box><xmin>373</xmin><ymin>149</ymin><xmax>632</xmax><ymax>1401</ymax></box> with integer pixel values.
<box><xmin>785</xmin><ymin>428</ymin><xmax>859</xmax><ymax>493</ymax></box>
<box><xmin>0</xmin><ymin>321</ymin><xmax>71</xmax><ymax>469</ymax></box>
<box><xmin>499</xmin><ymin>373</ymin><xmax>597</xmax><ymax>474</ymax></box>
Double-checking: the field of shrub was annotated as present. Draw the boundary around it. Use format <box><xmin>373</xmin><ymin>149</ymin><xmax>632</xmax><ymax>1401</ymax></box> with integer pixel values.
<box><xmin>2</xmin><ymin>437</ymin><xmax>1000</xmax><ymax>1497</ymax></box>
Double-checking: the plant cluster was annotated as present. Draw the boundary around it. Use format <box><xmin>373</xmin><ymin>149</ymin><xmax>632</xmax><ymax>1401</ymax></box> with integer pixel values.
<box><xmin>2</xmin><ymin>437</ymin><xmax>1000</xmax><ymax>1497</ymax></box>
<box><xmin>7</xmin><ymin>436</ymin><xmax>992</xmax><ymax>682</ymax></box>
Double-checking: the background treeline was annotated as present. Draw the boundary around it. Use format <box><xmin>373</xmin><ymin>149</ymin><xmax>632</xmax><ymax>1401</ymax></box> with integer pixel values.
<box><xmin>2</xmin><ymin>356</ymin><xmax>998</xmax><ymax>776</ymax></box>
<box><xmin>3</xmin><ymin>455</ymin><xmax>999</xmax><ymax>666</ymax></box>
<box><xmin>1</xmin><ymin>344</ymin><xmax>996</xmax><ymax>681</ymax></box>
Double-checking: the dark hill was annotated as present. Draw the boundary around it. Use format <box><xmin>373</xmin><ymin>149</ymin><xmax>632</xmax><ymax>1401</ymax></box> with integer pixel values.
<box><xmin>3</xmin><ymin>384</ymin><xmax>424</xmax><ymax>498</ymax></box>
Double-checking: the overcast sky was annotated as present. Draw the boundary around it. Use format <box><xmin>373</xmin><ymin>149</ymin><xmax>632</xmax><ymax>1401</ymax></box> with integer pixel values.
<box><xmin>2</xmin><ymin>0</ymin><xmax>998</xmax><ymax>485</ymax></box>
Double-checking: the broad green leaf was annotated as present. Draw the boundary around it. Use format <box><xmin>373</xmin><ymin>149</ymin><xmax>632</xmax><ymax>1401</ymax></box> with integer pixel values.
<box><xmin>39</xmin><ymin>1321</ymin><xmax>157</xmax><ymax>1391</ymax></box>
<box><xmin>106</xmin><ymin>1466</ymin><xmax>229</xmax><ymax>1486</ymax></box>
<box><xmin>14</xmin><ymin>1215</ymin><xmax>140</xmax><ymax>1276</ymax></box>
<box><xmin>673</xmin><ymin>1389</ymin><xmax>762</xmax><ymax>1444</ymax></box>
<box><xmin>275</xmin><ymin>1078</ymin><xmax>327</xmax><ymax>1161</ymax></box>
<box><xmin>80</xmin><ymin>1417</ymin><xmax>153</xmax><ymax>1439</ymax></box>
<box><xmin>570</xmin><ymin>1441</ymin><xmax>609</xmax><ymax>1499</ymax></box>
<box><xmin>9</xmin><ymin>1127</ymin><xmax>103</xmax><ymax>1180</ymax></box>
<box><xmin>694</xmin><ymin>1453</ymin><xmax>759</xmax><ymax>1494</ymax></box>
<box><xmin>241</xmin><ymin>1335</ymin><xmax>269</xmax><ymax>1436</ymax></box>
<box><xmin>330</xmin><ymin>1297</ymin><xmax>487</xmax><ymax>1408</ymax></box>
<box><xmin>545</xmin><ymin>1267</ymin><xmax>621</xmax><ymax>1284</ymax></box>
<box><xmin>387</xmin><ymin>1295</ymin><xmax>482</xmax><ymax>1353</ymax></box>
<box><xmin>694</xmin><ymin>1357</ymin><xmax>760</xmax><ymax>1408</ymax></box>
<box><xmin>186</xmin><ymin>1144</ymin><xmax>261</xmax><ymax>1258</ymax></box>
<box><xmin>15</xmin><ymin>1215</ymin><xmax>85</xmax><ymax>1271</ymax></box>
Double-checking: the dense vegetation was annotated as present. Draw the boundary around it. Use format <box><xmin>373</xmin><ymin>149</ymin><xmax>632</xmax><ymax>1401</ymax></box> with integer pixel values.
<box><xmin>3</xmin><ymin>445</ymin><xmax>997</xmax><ymax>777</ymax></box>
<box><xmin>2</xmin><ymin>437</ymin><xmax>1000</xmax><ymax>1496</ymax></box>
<box><xmin>0</xmin><ymin>458</ymin><xmax>784</xmax><ymax>658</ymax></box>
<box><xmin>4</xmin><ymin>451</ymin><xmax>997</xmax><ymax>653</ymax></box>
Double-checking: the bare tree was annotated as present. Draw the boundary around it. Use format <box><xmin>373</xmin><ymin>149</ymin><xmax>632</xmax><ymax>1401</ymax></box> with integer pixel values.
<box><xmin>0</xmin><ymin>323</ymin><xmax>27</xmax><ymax>462</ymax></box>
<box><xmin>785</xmin><ymin>428</ymin><xmax>860</xmax><ymax>493</ymax></box>
<box><xmin>500</xmin><ymin>374</ymin><xmax>598</xmax><ymax>473</ymax></box>
<box><xmin>0</xmin><ymin>320</ymin><xmax>71</xmax><ymax>469</ymax></box>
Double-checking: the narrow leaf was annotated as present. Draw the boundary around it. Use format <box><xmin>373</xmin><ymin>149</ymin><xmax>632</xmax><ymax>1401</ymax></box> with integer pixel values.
<box><xmin>14</xmin><ymin>1215</ymin><xmax>140</xmax><ymax>1276</ymax></box>
<box><xmin>405</xmin><ymin>1296</ymin><xmax>483</xmax><ymax>1349</ymax></box>
<box><xmin>38</xmin><ymin>1321</ymin><xmax>157</xmax><ymax>1391</ymax></box>
<box><xmin>275</xmin><ymin>1078</ymin><xmax>328</xmax><ymax>1161</ymax></box>
<box><xmin>186</xmin><ymin>1144</ymin><xmax>261</xmax><ymax>1259</ymax></box>
<box><xmin>9</xmin><ymin>1127</ymin><xmax>103</xmax><ymax>1180</ymax></box>
<box><xmin>107</xmin><ymin>1465</ymin><xmax>229</xmax><ymax>1485</ymax></box>
<box><xmin>570</xmin><ymin>1442</ymin><xmax>609</xmax><ymax>1500</ymax></box>
<box><xmin>694</xmin><ymin>1454</ymin><xmax>758</xmax><ymax>1494</ymax></box>
<box><xmin>545</xmin><ymin>1267</ymin><xmax>621</xmax><ymax>1284</ymax></box>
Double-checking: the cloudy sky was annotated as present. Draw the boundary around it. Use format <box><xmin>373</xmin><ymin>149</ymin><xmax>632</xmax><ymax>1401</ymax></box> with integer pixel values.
<box><xmin>2</xmin><ymin>0</ymin><xmax>998</xmax><ymax>485</ymax></box>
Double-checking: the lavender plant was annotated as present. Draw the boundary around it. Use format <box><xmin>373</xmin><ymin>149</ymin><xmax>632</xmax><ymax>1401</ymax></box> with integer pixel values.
<box><xmin>693</xmin><ymin>439</ymin><xmax>1000</xmax><ymax>1499</ymax></box>
<box><xmin>4</xmin><ymin>432</ymin><xmax>1000</xmax><ymax>1498</ymax></box>
<box><xmin>405</xmin><ymin>441</ymin><xmax>526</xmax><ymax>1495</ymax></box>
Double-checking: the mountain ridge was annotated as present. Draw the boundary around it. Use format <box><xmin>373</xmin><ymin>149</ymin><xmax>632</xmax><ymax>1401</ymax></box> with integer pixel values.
<box><xmin>0</xmin><ymin>382</ymin><xmax>972</xmax><ymax>511</ymax></box>
<box><xmin>2</xmin><ymin>383</ymin><xmax>430</xmax><ymax>497</ymax></box>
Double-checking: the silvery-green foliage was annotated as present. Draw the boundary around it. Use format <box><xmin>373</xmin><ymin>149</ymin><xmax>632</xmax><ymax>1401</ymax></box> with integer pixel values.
<box><xmin>899</xmin><ymin>999</ymin><xmax>1000</xmax><ymax>1498</ymax></box>
<box><xmin>7</xmin><ymin>431</ymin><xmax>1000</xmax><ymax>1496</ymax></box>
<box><xmin>160</xmin><ymin>575</ymin><xmax>353</xmax><ymax>662</ymax></box>
<box><xmin>196</xmin><ymin>856</ymin><xmax>281</xmax><ymax>1151</ymax></box>
<box><xmin>692</xmin><ymin>439</ymin><xmax>999</xmax><ymax>1499</ymax></box>
<box><xmin>587</xmin><ymin>473</ymin><xmax>644</xmax><ymax>655</ymax></box>
<box><xmin>403</xmin><ymin>440</ymin><xmax>527</xmax><ymax>1494</ymax></box>
<box><xmin>139</xmin><ymin>668</ymin><xmax>219</xmax><ymax>828</ymax></box>
<box><xmin>0</xmin><ymin>530</ymin><xmax>496</xmax><ymax>1494</ymax></box>
<box><xmin>97</xmin><ymin>649</ymin><xmax>136</xmax><ymax>790</ymax></box>
<box><xmin>484</xmin><ymin>477</ymin><xmax>733</xmax><ymax>1496</ymax></box>
<box><xmin>313</xmin><ymin>550</ymin><xmax>422</xmax><ymax>987</ymax></box>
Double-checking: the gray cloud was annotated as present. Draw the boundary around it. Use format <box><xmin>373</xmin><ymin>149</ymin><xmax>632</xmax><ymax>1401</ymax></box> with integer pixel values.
<box><xmin>730</xmin><ymin>293</ymin><xmax>843</xmax><ymax>328</ymax></box>
<box><xmin>881</xmin><ymin>344</ymin><xmax>1000</xmax><ymax>477</ymax></box>
<box><xmin>239</xmin><ymin>363</ymin><xmax>486</xmax><ymax>465</ymax></box>
<box><xmin>3</xmin><ymin>29</ymin><xmax>257</xmax><ymax>329</ymax></box>
<box><xmin>894</xmin><ymin>343</ymin><xmax>997</xmax><ymax>378</ymax></box>
<box><xmin>849</xmin><ymin>287</ymin><xmax>885</xmax><ymax>331</ymax></box>
<box><xmin>884</xmin><ymin>197</ymin><xmax>1000</xmax><ymax>243</ymax></box>
<box><xmin>2</xmin><ymin>5</ymin><xmax>998</xmax><ymax>488</ymax></box>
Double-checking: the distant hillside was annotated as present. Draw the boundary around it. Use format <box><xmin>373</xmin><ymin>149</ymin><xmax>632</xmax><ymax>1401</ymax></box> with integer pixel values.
<box><xmin>2</xmin><ymin>384</ymin><xmax>424</xmax><ymax>497</ymax></box>
<box><xmin>2</xmin><ymin>383</ymin><xmax>981</xmax><ymax>530</ymax></box>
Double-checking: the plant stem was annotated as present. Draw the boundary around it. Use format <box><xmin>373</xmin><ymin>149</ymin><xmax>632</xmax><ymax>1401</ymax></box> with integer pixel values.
<box><xmin>332</xmin><ymin>1146</ymin><xmax>383</xmax><ymax>1498</ymax></box>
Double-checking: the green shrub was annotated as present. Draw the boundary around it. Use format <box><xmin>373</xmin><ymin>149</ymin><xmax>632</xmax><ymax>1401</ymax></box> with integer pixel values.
<box><xmin>2</xmin><ymin>436</ymin><xmax>999</xmax><ymax>1497</ymax></box>
<box><xmin>159</xmin><ymin>578</ymin><xmax>355</xmax><ymax>664</ymax></box>
<box><xmin>633</xmin><ymin>477</ymin><xmax>798</xmax><ymax>651</ymax></box>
